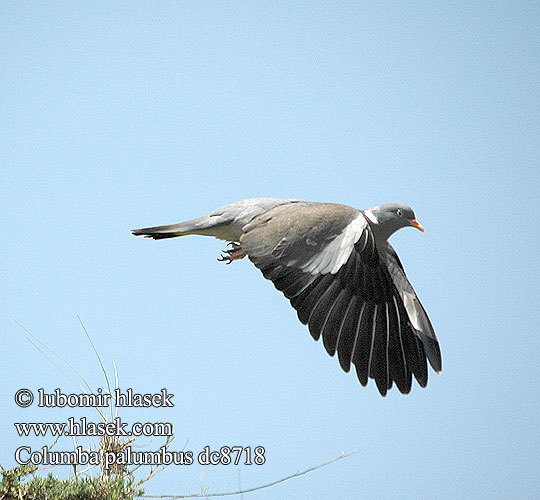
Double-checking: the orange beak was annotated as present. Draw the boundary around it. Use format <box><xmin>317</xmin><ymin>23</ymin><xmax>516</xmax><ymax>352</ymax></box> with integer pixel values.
<box><xmin>409</xmin><ymin>219</ymin><xmax>425</xmax><ymax>232</ymax></box>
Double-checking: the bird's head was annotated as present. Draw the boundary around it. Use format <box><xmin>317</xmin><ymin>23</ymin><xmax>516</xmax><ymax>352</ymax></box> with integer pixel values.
<box><xmin>364</xmin><ymin>203</ymin><xmax>424</xmax><ymax>243</ymax></box>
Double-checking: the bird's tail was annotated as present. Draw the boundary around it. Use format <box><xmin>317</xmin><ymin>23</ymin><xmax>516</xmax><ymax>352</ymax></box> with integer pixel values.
<box><xmin>132</xmin><ymin>215</ymin><xmax>219</xmax><ymax>240</ymax></box>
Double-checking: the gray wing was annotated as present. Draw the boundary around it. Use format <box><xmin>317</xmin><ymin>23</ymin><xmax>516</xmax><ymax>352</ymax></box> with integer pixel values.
<box><xmin>132</xmin><ymin>198</ymin><xmax>300</xmax><ymax>241</ymax></box>
<box><xmin>240</xmin><ymin>202</ymin><xmax>433</xmax><ymax>396</ymax></box>
<box><xmin>382</xmin><ymin>243</ymin><xmax>442</xmax><ymax>373</ymax></box>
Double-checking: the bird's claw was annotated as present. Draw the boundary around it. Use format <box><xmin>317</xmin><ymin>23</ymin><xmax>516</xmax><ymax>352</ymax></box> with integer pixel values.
<box><xmin>218</xmin><ymin>242</ymin><xmax>246</xmax><ymax>264</ymax></box>
<box><xmin>217</xmin><ymin>255</ymin><xmax>232</xmax><ymax>264</ymax></box>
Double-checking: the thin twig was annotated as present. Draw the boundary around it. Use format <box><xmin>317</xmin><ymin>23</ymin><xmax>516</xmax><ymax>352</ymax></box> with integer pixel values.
<box><xmin>139</xmin><ymin>449</ymin><xmax>357</xmax><ymax>498</ymax></box>
<box><xmin>77</xmin><ymin>315</ymin><xmax>112</xmax><ymax>398</ymax></box>
<box><xmin>17</xmin><ymin>320</ymin><xmax>108</xmax><ymax>422</ymax></box>
<box><xmin>17</xmin><ymin>320</ymin><xmax>88</xmax><ymax>391</ymax></box>
<box><xmin>113</xmin><ymin>360</ymin><xmax>119</xmax><ymax>420</ymax></box>
<box><xmin>237</xmin><ymin>468</ymin><xmax>243</xmax><ymax>500</ymax></box>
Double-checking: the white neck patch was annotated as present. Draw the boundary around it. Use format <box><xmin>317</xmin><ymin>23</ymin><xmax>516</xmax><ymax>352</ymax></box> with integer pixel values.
<box><xmin>364</xmin><ymin>209</ymin><xmax>378</xmax><ymax>225</ymax></box>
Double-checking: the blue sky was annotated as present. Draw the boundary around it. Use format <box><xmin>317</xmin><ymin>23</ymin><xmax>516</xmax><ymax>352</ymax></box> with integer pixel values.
<box><xmin>1</xmin><ymin>2</ymin><xmax>539</xmax><ymax>498</ymax></box>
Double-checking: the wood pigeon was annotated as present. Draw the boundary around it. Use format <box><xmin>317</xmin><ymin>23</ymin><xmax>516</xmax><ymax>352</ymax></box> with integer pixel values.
<box><xmin>133</xmin><ymin>198</ymin><xmax>442</xmax><ymax>396</ymax></box>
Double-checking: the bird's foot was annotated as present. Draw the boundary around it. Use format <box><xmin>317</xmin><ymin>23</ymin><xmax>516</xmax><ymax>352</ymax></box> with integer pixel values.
<box><xmin>218</xmin><ymin>242</ymin><xmax>246</xmax><ymax>264</ymax></box>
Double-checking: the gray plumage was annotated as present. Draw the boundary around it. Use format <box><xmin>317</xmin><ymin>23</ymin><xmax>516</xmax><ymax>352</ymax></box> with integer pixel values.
<box><xmin>132</xmin><ymin>198</ymin><xmax>298</xmax><ymax>241</ymax></box>
<box><xmin>132</xmin><ymin>197</ymin><xmax>441</xmax><ymax>396</ymax></box>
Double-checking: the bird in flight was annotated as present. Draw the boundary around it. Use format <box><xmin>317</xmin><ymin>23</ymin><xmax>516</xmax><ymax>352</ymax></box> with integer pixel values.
<box><xmin>132</xmin><ymin>198</ymin><xmax>441</xmax><ymax>396</ymax></box>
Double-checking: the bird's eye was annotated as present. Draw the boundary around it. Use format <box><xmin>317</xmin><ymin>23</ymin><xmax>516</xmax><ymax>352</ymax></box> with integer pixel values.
<box><xmin>397</xmin><ymin>209</ymin><xmax>403</xmax><ymax>217</ymax></box>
